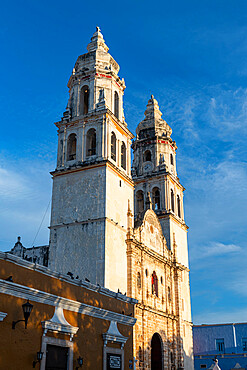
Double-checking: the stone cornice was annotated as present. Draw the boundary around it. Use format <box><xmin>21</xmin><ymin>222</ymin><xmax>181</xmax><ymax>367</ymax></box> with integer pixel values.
<box><xmin>52</xmin><ymin>159</ymin><xmax>134</xmax><ymax>187</ymax></box>
<box><xmin>133</xmin><ymin>171</ymin><xmax>184</xmax><ymax>191</ymax></box>
<box><xmin>0</xmin><ymin>279</ymin><xmax>137</xmax><ymax>326</ymax></box>
<box><xmin>126</xmin><ymin>239</ymin><xmax>189</xmax><ymax>272</ymax></box>
<box><xmin>55</xmin><ymin>108</ymin><xmax>134</xmax><ymax>139</ymax></box>
<box><xmin>0</xmin><ymin>252</ymin><xmax>138</xmax><ymax>305</ymax></box>
<box><xmin>137</xmin><ymin>303</ymin><xmax>178</xmax><ymax>321</ymax></box>
<box><xmin>132</xmin><ymin>134</ymin><xmax>175</xmax><ymax>145</ymax></box>
<box><xmin>49</xmin><ymin>217</ymin><xmax>127</xmax><ymax>234</ymax></box>
<box><xmin>157</xmin><ymin>212</ymin><xmax>189</xmax><ymax>231</ymax></box>
<box><xmin>106</xmin><ymin>111</ymin><xmax>134</xmax><ymax>139</ymax></box>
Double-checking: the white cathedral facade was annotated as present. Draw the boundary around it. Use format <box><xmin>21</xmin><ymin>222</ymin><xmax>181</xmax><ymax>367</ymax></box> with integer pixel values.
<box><xmin>10</xmin><ymin>27</ymin><xmax>194</xmax><ymax>369</ymax></box>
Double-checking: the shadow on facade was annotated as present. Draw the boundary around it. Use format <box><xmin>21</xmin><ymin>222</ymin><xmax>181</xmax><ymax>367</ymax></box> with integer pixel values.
<box><xmin>137</xmin><ymin>332</ymin><xmax>192</xmax><ymax>370</ymax></box>
<box><xmin>0</xmin><ymin>258</ymin><xmax>134</xmax><ymax>369</ymax></box>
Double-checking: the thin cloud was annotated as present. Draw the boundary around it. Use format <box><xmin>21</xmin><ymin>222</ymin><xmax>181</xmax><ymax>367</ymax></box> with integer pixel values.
<box><xmin>207</xmin><ymin>86</ymin><xmax>247</xmax><ymax>138</ymax></box>
<box><xmin>191</xmin><ymin>242</ymin><xmax>241</xmax><ymax>261</ymax></box>
<box><xmin>0</xmin><ymin>167</ymin><xmax>30</xmax><ymax>200</ymax></box>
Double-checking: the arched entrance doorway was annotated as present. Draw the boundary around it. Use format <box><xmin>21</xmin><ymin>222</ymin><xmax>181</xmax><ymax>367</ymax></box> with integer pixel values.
<box><xmin>151</xmin><ymin>333</ymin><xmax>163</xmax><ymax>370</ymax></box>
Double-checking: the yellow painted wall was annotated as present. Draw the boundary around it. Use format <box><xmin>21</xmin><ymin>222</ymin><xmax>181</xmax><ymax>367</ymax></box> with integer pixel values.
<box><xmin>0</xmin><ymin>258</ymin><xmax>134</xmax><ymax>370</ymax></box>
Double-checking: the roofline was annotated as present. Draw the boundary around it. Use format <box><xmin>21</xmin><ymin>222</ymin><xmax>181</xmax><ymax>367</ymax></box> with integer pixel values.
<box><xmin>0</xmin><ymin>251</ymin><xmax>138</xmax><ymax>305</ymax></box>
<box><xmin>193</xmin><ymin>322</ymin><xmax>247</xmax><ymax>327</ymax></box>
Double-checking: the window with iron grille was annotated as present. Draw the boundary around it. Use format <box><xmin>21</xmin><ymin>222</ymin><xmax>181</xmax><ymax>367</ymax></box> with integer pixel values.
<box><xmin>216</xmin><ymin>338</ymin><xmax>225</xmax><ymax>353</ymax></box>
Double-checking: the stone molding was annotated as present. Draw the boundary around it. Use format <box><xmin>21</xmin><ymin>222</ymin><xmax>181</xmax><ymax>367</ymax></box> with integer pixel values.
<box><xmin>102</xmin><ymin>321</ymin><xmax>128</xmax><ymax>348</ymax></box>
<box><xmin>0</xmin><ymin>312</ymin><xmax>7</xmax><ymax>321</ymax></box>
<box><xmin>42</xmin><ymin>306</ymin><xmax>79</xmax><ymax>339</ymax></box>
<box><xmin>0</xmin><ymin>252</ymin><xmax>137</xmax><ymax>305</ymax></box>
<box><xmin>0</xmin><ymin>279</ymin><xmax>136</xmax><ymax>326</ymax></box>
<box><xmin>127</xmin><ymin>239</ymin><xmax>189</xmax><ymax>271</ymax></box>
<box><xmin>40</xmin><ymin>337</ymin><xmax>73</xmax><ymax>370</ymax></box>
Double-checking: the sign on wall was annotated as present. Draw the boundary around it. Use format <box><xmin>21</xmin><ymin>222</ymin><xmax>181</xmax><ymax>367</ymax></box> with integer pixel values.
<box><xmin>107</xmin><ymin>353</ymin><xmax>122</xmax><ymax>369</ymax></box>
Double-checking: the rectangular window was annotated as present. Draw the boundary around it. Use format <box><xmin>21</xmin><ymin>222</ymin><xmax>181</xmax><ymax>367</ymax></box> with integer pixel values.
<box><xmin>216</xmin><ymin>338</ymin><xmax>225</xmax><ymax>353</ymax></box>
<box><xmin>107</xmin><ymin>353</ymin><xmax>122</xmax><ymax>369</ymax></box>
<box><xmin>200</xmin><ymin>365</ymin><xmax>207</xmax><ymax>369</ymax></box>
<box><xmin>46</xmin><ymin>344</ymin><xmax>68</xmax><ymax>370</ymax></box>
<box><xmin>242</xmin><ymin>338</ymin><xmax>247</xmax><ymax>351</ymax></box>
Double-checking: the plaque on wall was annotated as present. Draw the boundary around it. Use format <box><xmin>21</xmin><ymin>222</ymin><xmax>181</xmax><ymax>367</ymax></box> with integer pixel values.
<box><xmin>107</xmin><ymin>353</ymin><xmax>122</xmax><ymax>369</ymax></box>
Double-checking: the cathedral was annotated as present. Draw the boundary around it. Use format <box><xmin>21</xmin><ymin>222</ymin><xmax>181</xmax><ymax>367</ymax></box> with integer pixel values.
<box><xmin>9</xmin><ymin>27</ymin><xmax>194</xmax><ymax>369</ymax></box>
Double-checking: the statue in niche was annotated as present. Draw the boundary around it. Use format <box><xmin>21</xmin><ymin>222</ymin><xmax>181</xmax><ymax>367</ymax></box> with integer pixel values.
<box><xmin>98</xmin><ymin>88</ymin><xmax>105</xmax><ymax>102</ymax></box>
<box><xmin>159</xmin><ymin>153</ymin><xmax>165</xmax><ymax>165</ymax></box>
<box><xmin>137</xmin><ymin>272</ymin><xmax>141</xmax><ymax>289</ymax></box>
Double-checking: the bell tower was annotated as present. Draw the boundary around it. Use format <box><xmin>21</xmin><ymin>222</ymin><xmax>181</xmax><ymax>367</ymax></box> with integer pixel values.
<box><xmin>49</xmin><ymin>28</ymin><xmax>134</xmax><ymax>293</ymax></box>
<box><xmin>132</xmin><ymin>95</ymin><xmax>189</xmax><ymax>267</ymax></box>
<box><xmin>130</xmin><ymin>97</ymin><xmax>193</xmax><ymax>370</ymax></box>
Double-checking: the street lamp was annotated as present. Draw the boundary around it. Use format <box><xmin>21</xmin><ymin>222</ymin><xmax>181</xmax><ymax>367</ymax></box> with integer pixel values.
<box><xmin>76</xmin><ymin>356</ymin><xmax>83</xmax><ymax>369</ymax></box>
<box><xmin>33</xmin><ymin>351</ymin><xmax>43</xmax><ymax>368</ymax></box>
<box><xmin>12</xmin><ymin>300</ymin><xmax>33</xmax><ymax>329</ymax></box>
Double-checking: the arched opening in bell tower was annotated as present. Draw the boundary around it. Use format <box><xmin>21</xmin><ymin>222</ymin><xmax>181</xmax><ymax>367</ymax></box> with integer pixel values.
<box><xmin>111</xmin><ymin>132</ymin><xmax>116</xmax><ymax>161</ymax></box>
<box><xmin>144</xmin><ymin>150</ymin><xmax>152</xmax><ymax>162</ymax></box>
<box><xmin>121</xmin><ymin>142</ymin><xmax>126</xmax><ymax>170</ymax></box>
<box><xmin>170</xmin><ymin>153</ymin><xmax>174</xmax><ymax>165</ymax></box>
<box><xmin>86</xmin><ymin>128</ymin><xmax>96</xmax><ymax>156</ymax></box>
<box><xmin>177</xmin><ymin>195</ymin><xmax>181</xmax><ymax>218</ymax></box>
<box><xmin>136</xmin><ymin>190</ymin><xmax>144</xmax><ymax>213</ymax></box>
<box><xmin>151</xmin><ymin>333</ymin><xmax>163</xmax><ymax>370</ymax></box>
<box><xmin>152</xmin><ymin>187</ymin><xmax>160</xmax><ymax>210</ymax></box>
<box><xmin>80</xmin><ymin>85</ymin><xmax>89</xmax><ymax>115</ymax></box>
<box><xmin>67</xmin><ymin>133</ymin><xmax>77</xmax><ymax>161</ymax></box>
<box><xmin>171</xmin><ymin>189</ymin><xmax>175</xmax><ymax>212</ymax></box>
<box><xmin>114</xmin><ymin>91</ymin><xmax>119</xmax><ymax>119</ymax></box>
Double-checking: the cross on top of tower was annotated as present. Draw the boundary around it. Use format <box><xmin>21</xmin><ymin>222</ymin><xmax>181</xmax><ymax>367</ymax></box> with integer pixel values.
<box><xmin>87</xmin><ymin>26</ymin><xmax>109</xmax><ymax>53</ymax></box>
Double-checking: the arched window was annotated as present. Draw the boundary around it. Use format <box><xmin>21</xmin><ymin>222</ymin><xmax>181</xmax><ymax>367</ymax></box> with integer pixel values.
<box><xmin>151</xmin><ymin>271</ymin><xmax>158</xmax><ymax>297</ymax></box>
<box><xmin>170</xmin><ymin>153</ymin><xmax>174</xmax><ymax>165</ymax></box>
<box><xmin>67</xmin><ymin>134</ymin><xmax>77</xmax><ymax>161</ymax></box>
<box><xmin>80</xmin><ymin>85</ymin><xmax>89</xmax><ymax>115</ymax></box>
<box><xmin>86</xmin><ymin>128</ymin><xmax>96</xmax><ymax>156</ymax></box>
<box><xmin>121</xmin><ymin>142</ymin><xmax>126</xmax><ymax>170</ymax></box>
<box><xmin>171</xmin><ymin>189</ymin><xmax>175</xmax><ymax>212</ymax></box>
<box><xmin>136</xmin><ymin>190</ymin><xmax>144</xmax><ymax>213</ymax></box>
<box><xmin>114</xmin><ymin>91</ymin><xmax>119</xmax><ymax>119</ymax></box>
<box><xmin>177</xmin><ymin>195</ymin><xmax>181</xmax><ymax>218</ymax></box>
<box><xmin>111</xmin><ymin>132</ymin><xmax>116</xmax><ymax>161</ymax></box>
<box><xmin>152</xmin><ymin>187</ymin><xmax>160</xmax><ymax>210</ymax></box>
<box><xmin>144</xmin><ymin>150</ymin><xmax>151</xmax><ymax>162</ymax></box>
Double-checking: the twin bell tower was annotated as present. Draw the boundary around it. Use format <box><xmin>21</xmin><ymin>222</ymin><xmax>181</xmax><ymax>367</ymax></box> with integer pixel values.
<box><xmin>49</xmin><ymin>27</ymin><xmax>189</xmax><ymax>295</ymax></box>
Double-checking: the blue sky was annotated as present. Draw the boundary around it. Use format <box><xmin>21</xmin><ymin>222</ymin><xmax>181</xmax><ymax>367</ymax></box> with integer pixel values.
<box><xmin>0</xmin><ymin>0</ymin><xmax>247</xmax><ymax>325</ymax></box>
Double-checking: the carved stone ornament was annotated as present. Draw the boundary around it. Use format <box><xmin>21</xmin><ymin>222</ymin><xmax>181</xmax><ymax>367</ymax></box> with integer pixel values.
<box><xmin>102</xmin><ymin>320</ymin><xmax>128</xmax><ymax>349</ymax></box>
<box><xmin>41</xmin><ymin>306</ymin><xmax>78</xmax><ymax>341</ymax></box>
